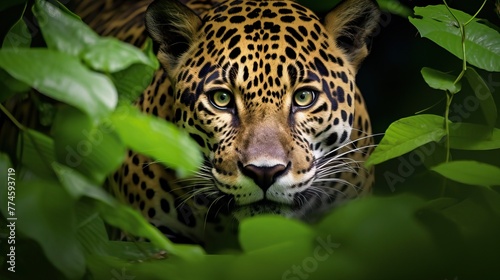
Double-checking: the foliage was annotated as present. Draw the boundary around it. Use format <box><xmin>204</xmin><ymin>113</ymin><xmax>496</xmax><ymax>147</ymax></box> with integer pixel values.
<box><xmin>0</xmin><ymin>1</ymin><xmax>499</xmax><ymax>280</ymax></box>
<box><xmin>0</xmin><ymin>0</ymin><xmax>202</xmax><ymax>279</ymax></box>
<box><xmin>367</xmin><ymin>1</ymin><xmax>500</xmax><ymax>184</ymax></box>
<box><xmin>366</xmin><ymin>0</ymin><xmax>500</xmax><ymax>278</ymax></box>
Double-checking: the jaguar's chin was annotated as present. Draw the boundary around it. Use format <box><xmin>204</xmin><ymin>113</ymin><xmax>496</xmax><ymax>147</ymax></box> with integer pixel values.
<box><xmin>231</xmin><ymin>200</ymin><xmax>295</xmax><ymax>221</ymax></box>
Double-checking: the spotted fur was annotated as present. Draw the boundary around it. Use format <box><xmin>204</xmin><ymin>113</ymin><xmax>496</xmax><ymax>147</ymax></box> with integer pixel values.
<box><xmin>75</xmin><ymin>0</ymin><xmax>379</xmax><ymax>246</ymax></box>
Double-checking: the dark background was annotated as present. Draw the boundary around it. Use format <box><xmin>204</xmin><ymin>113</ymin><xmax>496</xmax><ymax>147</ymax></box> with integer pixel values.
<box><xmin>360</xmin><ymin>0</ymin><xmax>499</xmax><ymax>133</ymax></box>
<box><xmin>356</xmin><ymin>0</ymin><xmax>500</xmax><ymax>195</ymax></box>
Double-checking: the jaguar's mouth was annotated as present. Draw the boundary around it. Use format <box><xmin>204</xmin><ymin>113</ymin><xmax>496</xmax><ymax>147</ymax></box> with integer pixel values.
<box><xmin>192</xmin><ymin>186</ymin><xmax>307</xmax><ymax>221</ymax></box>
<box><xmin>230</xmin><ymin>199</ymin><xmax>297</xmax><ymax>220</ymax></box>
<box><xmin>240</xmin><ymin>199</ymin><xmax>287</xmax><ymax>210</ymax></box>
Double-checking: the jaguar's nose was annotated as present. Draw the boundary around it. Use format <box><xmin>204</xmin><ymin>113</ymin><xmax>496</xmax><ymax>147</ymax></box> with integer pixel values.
<box><xmin>239</xmin><ymin>162</ymin><xmax>290</xmax><ymax>191</ymax></box>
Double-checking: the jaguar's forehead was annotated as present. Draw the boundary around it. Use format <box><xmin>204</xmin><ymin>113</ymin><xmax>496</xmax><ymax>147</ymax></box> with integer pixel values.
<box><xmin>199</xmin><ymin>0</ymin><xmax>335</xmax><ymax>61</ymax></box>
<box><xmin>204</xmin><ymin>0</ymin><xmax>320</xmax><ymax>25</ymax></box>
<box><xmin>184</xmin><ymin>0</ymin><xmax>350</xmax><ymax>91</ymax></box>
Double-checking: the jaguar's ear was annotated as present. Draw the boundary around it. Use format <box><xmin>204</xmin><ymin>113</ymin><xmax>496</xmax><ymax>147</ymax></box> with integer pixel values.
<box><xmin>323</xmin><ymin>0</ymin><xmax>380</xmax><ymax>72</ymax></box>
<box><xmin>145</xmin><ymin>0</ymin><xmax>202</xmax><ymax>72</ymax></box>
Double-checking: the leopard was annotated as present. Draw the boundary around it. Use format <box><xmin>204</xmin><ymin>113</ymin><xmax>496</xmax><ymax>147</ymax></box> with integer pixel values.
<box><xmin>74</xmin><ymin>0</ymin><xmax>380</xmax><ymax>247</ymax></box>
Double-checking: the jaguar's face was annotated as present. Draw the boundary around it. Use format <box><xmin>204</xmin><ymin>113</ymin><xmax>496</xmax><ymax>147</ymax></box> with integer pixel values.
<box><xmin>146</xmin><ymin>0</ymin><xmax>379</xmax><ymax>219</ymax></box>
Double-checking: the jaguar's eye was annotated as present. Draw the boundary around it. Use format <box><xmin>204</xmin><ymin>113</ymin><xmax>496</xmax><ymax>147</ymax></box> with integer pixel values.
<box><xmin>209</xmin><ymin>90</ymin><xmax>233</xmax><ymax>109</ymax></box>
<box><xmin>293</xmin><ymin>89</ymin><xmax>316</xmax><ymax>108</ymax></box>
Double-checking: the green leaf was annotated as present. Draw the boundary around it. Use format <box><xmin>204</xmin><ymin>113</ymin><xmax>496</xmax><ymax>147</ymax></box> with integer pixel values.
<box><xmin>110</xmin><ymin>106</ymin><xmax>203</xmax><ymax>177</ymax></box>
<box><xmin>239</xmin><ymin>215</ymin><xmax>314</xmax><ymax>252</ymax></box>
<box><xmin>409</xmin><ymin>5</ymin><xmax>500</xmax><ymax>72</ymax></box>
<box><xmin>19</xmin><ymin>129</ymin><xmax>57</xmax><ymax>179</ymax></box>
<box><xmin>33</xmin><ymin>0</ymin><xmax>158</xmax><ymax>75</ymax></box>
<box><xmin>0</xmin><ymin>68</ymin><xmax>30</xmax><ymax>94</ymax></box>
<box><xmin>476</xmin><ymin>187</ymin><xmax>500</xmax><ymax>218</ymax></box>
<box><xmin>105</xmin><ymin>241</ymin><xmax>166</xmax><ymax>260</ymax></box>
<box><xmin>421</xmin><ymin>142</ymin><xmax>448</xmax><ymax>170</ymax></box>
<box><xmin>230</xmin><ymin>196</ymin><xmax>443</xmax><ymax>280</ymax></box>
<box><xmin>425</xmin><ymin>197</ymin><xmax>460</xmax><ymax>211</ymax></box>
<box><xmin>53</xmin><ymin>163</ymin><xmax>134</xmax><ymax>257</ymax></box>
<box><xmin>366</xmin><ymin>114</ymin><xmax>447</xmax><ymax>167</ymax></box>
<box><xmin>75</xmin><ymin>200</ymin><xmax>110</xmax><ymax>256</ymax></box>
<box><xmin>88</xmin><ymin>254</ymin><xmax>213</xmax><ymax>280</ymax></box>
<box><xmin>143</xmin><ymin>37</ymin><xmax>159</xmax><ymax>67</ymax></box>
<box><xmin>227</xmin><ymin>242</ymin><xmax>313</xmax><ymax>280</ymax></box>
<box><xmin>377</xmin><ymin>0</ymin><xmax>412</xmax><ymax>18</ymax></box>
<box><xmin>16</xmin><ymin>179</ymin><xmax>86</xmax><ymax>279</ymax></box>
<box><xmin>82</xmin><ymin>37</ymin><xmax>158</xmax><ymax>73</ymax></box>
<box><xmin>432</xmin><ymin>160</ymin><xmax>500</xmax><ymax>187</ymax></box>
<box><xmin>313</xmin><ymin>195</ymin><xmax>437</xmax><ymax>279</ymax></box>
<box><xmin>449</xmin><ymin>123</ymin><xmax>500</xmax><ymax>150</ymax></box>
<box><xmin>98</xmin><ymin>202</ymin><xmax>205</xmax><ymax>260</ymax></box>
<box><xmin>0</xmin><ymin>69</ymin><xmax>30</xmax><ymax>102</ymax></box>
<box><xmin>465</xmin><ymin>68</ymin><xmax>497</xmax><ymax>127</ymax></box>
<box><xmin>2</xmin><ymin>5</ymin><xmax>31</xmax><ymax>48</ymax></box>
<box><xmin>52</xmin><ymin>162</ymin><xmax>115</xmax><ymax>205</ymax></box>
<box><xmin>52</xmin><ymin>106</ymin><xmax>125</xmax><ymax>184</ymax></box>
<box><xmin>112</xmin><ymin>63</ymin><xmax>156</xmax><ymax>104</ymax></box>
<box><xmin>421</xmin><ymin>67</ymin><xmax>461</xmax><ymax>94</ymax></box>
<box><xmin>0</xmin><ymin>48</ymin><xmax>117</xmax><ymax>121</ymax></box>
<box><xmin>33</xmin><ymin>0</ymin><xmax>98</xmax><ymax>56</ymax></box>
<box><xmin>111</xmin><ymin>39</ymin><xmax>159</xmax><ymax>103</ymax></box>
<box><xmin>51</xmin><ymin>0</ymin><xmax>81</xmax><ymax>19</ymax></box>
<box><xmin>441</xmin><ymin>195</ymin><xmax>500</xmax><ymax>238</ymax></box>
<box><xmin>0</xmin><ymin>6</ymin><xmax>31</xmax><ymax>100</ymax></box>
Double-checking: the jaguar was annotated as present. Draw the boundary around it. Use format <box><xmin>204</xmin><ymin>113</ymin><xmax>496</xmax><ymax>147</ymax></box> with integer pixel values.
<box><xmin>74</xmin><ymin>0</ymin><xmax>380</xmax><ymax>246</ymax></box>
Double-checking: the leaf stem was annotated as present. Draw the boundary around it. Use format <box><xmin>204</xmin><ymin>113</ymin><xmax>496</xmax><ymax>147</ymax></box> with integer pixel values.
<box><xmin>0</xmin><ymin>103</ymin><xmax>26</xmax><ymax>131</ymax></box>
<box><xmin>444</xmin><ymin>91</ymin><xmax>452</xmax><ymax>163</ymax></box>
<box><xmin>415</xmin><ymin>96</ymin><xmax>446</xmax><ymax>115</ymax></box>
<box><xmin>438</xmin><ymin>1</ymin><xmax>487</xmax><ymax>196</ymax></box>
<box><xmin>443</xmin><ymin>1</ymin><xmax>460</xmax><ymax>25</ymax></box>
<box><xmin>443</xmin><ymin>0</ymin><xmax>467</xmax><ymax>85</ymax></box>
<box><xmin>453</xmin><ymin>23</ymin><xmax>467</xmax><ymax>85</ymax></box>
<box><xmin>445</xmin><ymin>0</ymin><xmax>488</xmax><ymax>85</ymax></box>
<box><xmin>441</xmin><ymin>90</ymin><xmax>453</xmax><ymax>196</ymax></box>
<box><xmin>464</xmin><ymin>0</ymin><xmax>488</xmax><ymax>26</ymax></box>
